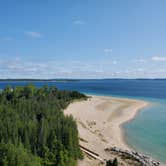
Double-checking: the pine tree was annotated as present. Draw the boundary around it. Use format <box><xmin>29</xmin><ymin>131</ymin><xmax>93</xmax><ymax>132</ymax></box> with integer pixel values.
<box><xmin>0</xmin><ymin>85</ymin><xmax>87</xmax><ymax>166</ymax></box>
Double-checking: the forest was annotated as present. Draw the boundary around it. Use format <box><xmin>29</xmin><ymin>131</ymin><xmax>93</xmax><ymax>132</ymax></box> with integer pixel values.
<box><xmin>0</xmin><ymin>85</ymin><xmax>87</xmax><ymax>166</ymax></box>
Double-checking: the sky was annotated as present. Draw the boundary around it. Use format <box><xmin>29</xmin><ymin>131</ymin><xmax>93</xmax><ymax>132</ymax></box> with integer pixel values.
<box><xmin>0</xmin><ymin>0</ymin><xmax>166</xmax><ymax>79</ymax></box>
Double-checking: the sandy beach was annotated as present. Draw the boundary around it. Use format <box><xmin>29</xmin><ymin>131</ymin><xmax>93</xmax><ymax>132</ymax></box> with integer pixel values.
<box><xmin>64</xmin><ymin>95</ymin><xmax>149</xmax><ymax>166</ymax></box>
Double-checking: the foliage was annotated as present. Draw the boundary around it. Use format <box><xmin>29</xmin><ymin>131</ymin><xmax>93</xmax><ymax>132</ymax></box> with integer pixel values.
<box><xmin>106</xmin><ymin>158</ymin><xmax>118</xmax><ymax>166</ymax></box>
<box><xmin>0</xmin><ymin>142</ymin><xmax>41</xmax><ymax>166</ymax></box>
<box><xmin>0</xmin><ymin>85</ymin><xmax>87</xmax><ymax>166</ymax></box>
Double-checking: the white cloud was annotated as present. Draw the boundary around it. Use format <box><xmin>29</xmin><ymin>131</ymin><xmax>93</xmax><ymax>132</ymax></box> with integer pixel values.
<box><xmin>104</xmin><ymin>48</ymin><xmax>112</xmax><ymax>53</ymax></box>
<box><xmin>25</xmin><ymin>31</ymin><xmax>43</xmax><ymax>38</ymax></box>
<box><xmin>3</xmin><ymin>37</ymin><xmax>13</xmax><ymax>41</ymax></box>
<box><xmin>0</xmin><ymin>56</ymin><xmax>166</xmax><ymax>79</ymax></box>
<box><xmin>73</xmin><ymin>20</ymin><xmax>85</xmax><ymax>25</ymax></box>
<box><xmin>113</xmin><ymin>60</ymin><xmax>117</xmax><ymax>65</ymax></box>
<box><xmin>152</xmin><ymin>56</ymin><xmax>166</xmax><ymax>61</ymax></box>
<box><xmin>134</xmin><ymin>59</ymin><xmax>147</xmax><ymax>63</ymax></box>
<box><xmin>137</xmin><ymin>68</ymin><xmax>144</xmax><ymax>72</ymax></box>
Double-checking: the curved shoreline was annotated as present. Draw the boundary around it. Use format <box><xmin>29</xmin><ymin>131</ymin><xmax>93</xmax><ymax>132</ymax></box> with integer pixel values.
<box><xmin>91</xmin><ymin>95</ymin><xmax>149</xmax><ymax>150</ymax></box>
<box><xmin>64</xmin><ymin>95</ymin><xmax>151</xmax><ymax>165</ymax></box>
<box><xmin>120</xmin><ymin>99</ymin><xmax>150</xmax><ymax>150</ymax></box>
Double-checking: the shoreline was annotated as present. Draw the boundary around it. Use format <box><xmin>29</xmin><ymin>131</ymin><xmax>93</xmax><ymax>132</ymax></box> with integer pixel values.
<box><xmin>64</xmin><ymin>95</ymin><xmax>150</xmax><ymax>165</ymax></box>
<box><xmin>92</xmin><ymin>95</ymin><xmax>149</xmax><ymax>150</ymax></box>
<box><xmin>120</xmin><ymin>98</ymin><xmax>150</xmax><ymax>150</ymax></box>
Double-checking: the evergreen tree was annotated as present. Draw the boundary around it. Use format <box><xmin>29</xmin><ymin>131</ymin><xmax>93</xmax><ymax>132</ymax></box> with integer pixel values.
<box><xmin>0</xmin><ymin>85</ymin><xmax>87</xmax><ymax>166</ymax></box>
<box><xmin>106</xmin><ymin>158</ymin><xmax>118</xmax><ymax>166</ymax></box>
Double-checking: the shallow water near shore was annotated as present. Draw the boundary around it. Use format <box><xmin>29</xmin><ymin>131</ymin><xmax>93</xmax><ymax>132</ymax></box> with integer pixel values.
<box><xmin>0</xmin><ymin>79</ymin><xmax>166</xmax><ymax>163</ymax></box>
<box><xmin>123</xmin><ymin>99</ymin><xmax>166</xmax><ymax>163</ymax></box>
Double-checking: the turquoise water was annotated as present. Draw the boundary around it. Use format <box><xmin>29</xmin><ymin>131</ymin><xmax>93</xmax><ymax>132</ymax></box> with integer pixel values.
<box><xmin>0</xmin><ymin>79</ymin><xmax>166</xmax><ymax>163</ymax></box>
<box><xmin>124</xmin><ymin>99</ymin><xmax>166</xmax><ymax>163</ymax></box>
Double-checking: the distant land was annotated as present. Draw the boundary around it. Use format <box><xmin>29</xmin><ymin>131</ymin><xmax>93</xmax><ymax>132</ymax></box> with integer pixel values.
<box><xmin>0</xmin><ymin>79</ymin><xmax>80</xmax><ymax>82</ymax></box>
<box><xmin>0</xmin><ymin>78</ymin><xmax>165</xmax><ymax>82</ymax></box>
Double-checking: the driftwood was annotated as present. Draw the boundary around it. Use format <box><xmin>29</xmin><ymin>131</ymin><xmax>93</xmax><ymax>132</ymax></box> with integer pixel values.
<box><xmin>79</xmin><ymin>145</ymin><xmax>105</xmax><ymax>164</ymax></box>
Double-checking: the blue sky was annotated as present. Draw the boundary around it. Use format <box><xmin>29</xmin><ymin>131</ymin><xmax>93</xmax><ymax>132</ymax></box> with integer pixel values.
<box><xmin>0</xmin><ymin>0</ymin><xmax>166</xmax><ymax>78</ymax></box>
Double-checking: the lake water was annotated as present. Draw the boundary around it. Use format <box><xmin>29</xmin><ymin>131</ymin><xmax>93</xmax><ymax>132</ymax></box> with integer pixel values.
<box><xmin>0</xmin><ymin>79</ymin><xmax>166</xmax><ymax>163</ymax></box>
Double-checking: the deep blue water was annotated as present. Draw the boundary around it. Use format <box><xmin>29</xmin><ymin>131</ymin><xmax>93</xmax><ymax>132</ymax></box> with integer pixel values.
<box><xmin>0</xmin><ymin>79</ymin><xmax>166</xmax><ymax>163</ymax></box>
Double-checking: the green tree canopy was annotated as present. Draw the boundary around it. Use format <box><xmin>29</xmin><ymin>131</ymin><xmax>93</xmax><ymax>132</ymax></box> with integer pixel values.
<box><xmin>0</xmin><ymin>85</ymin><xmax>87</xmax><ymax>166</ymax></box>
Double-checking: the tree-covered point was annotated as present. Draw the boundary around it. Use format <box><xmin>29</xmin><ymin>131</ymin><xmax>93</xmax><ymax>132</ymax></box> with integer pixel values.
<box><xmin>0</xmin><ymin>85</ymin><xmax>87</xmax><ymax>166</ymax></box>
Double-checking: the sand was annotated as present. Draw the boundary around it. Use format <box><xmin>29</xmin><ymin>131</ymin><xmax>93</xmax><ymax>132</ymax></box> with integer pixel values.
<box><xmin>64</xmin><ymin>95</ymin><xmax>149</xmax><ymax>166</ymax></box>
